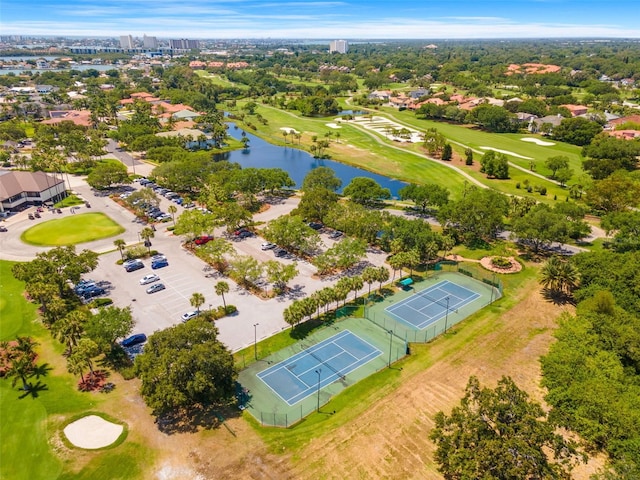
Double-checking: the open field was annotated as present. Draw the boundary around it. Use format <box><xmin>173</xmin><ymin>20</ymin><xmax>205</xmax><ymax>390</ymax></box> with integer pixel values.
<box><xmin>21</xmin><ymin>213</ymin><xmax>125</xmax><ymax>246</ymax></box>
<box><xmin>232</xmin><ymin>101</ymin><xmax>583</xmax><ymax>203</ymax></box>
<box><xmin>1</xmin><ymin>250</ymin><xmax>602</xmax><ymax>479</ymax></box>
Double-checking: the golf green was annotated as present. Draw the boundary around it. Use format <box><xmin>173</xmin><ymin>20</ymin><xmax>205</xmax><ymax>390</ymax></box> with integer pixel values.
<box><xmin>21</xmin><ymin>213</ymin><xmax>125</xmax><ymax>246</ymax></box>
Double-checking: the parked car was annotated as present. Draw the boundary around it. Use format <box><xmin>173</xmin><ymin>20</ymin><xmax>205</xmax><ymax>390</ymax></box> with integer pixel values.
<box><xmin>181</xmin><ymin>311</ymin><xmax>200</xmax><ymax>322</ymax></box>
<box><xmin>183</xmin><ymin>202</ymin><xmax>195</xmax><ymax>209</ymax></box>
<box><xmin>121</xmin><ymin>333</ymin><xmax>147</xmax><ymax>348</ymax></box>
<box><xmin>328</xmin><ymin>230</ymin><xmax>343</xmax><ymax>239</ymax></box>
<box><xmin>124</xmin><ymin>260</ymin><xmax>144</xmax><ymax>272</ymax></box>
<box><xmin>146</xmin><ymin>283</ymin><xmax>166</xmax><ymax>294</ymax></box>
<box><xmin>261</xmin><ymin>242</ymin><xmax>277</xmax><ymax>250</ymax></box>
<box><xmin>151</xmin><ymin>259</ymin><xmax>169</xmax><ymax>269</ymax></box>
<box><xmin>274</xmin><ymin>248</ymin><xmax>287</xmax><ymax>258</ymax></box>
<box><xmin>151</xmin><ymin>254</ymin><xmax>166</xmax><ymax>262</ymax></box>
<box><xmin>139</xmin><ymin>274</ymin><xmax>160</xmax><ymax>285</ymax></box>
<box><xmin>308</xmin><ymin>222</ymin><xmax>323</xmax><ymax>230</ymax></box>
<box><xmin>0</xmin><ymin>226</ymin><xmax>7</xmax><ymax>232</ymax></box>
<box><xmin>28</xmin><ymin>213</ymin><xmax>34</xmax><ymax>220</ymax></box>
<box><xmin>194</xmin><ymin>235</ymin><xmax>214</xmax><ymax>245</ymax></box>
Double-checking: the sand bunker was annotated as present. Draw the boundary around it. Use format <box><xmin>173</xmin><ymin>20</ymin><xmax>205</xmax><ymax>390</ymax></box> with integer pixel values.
<box><xmin>520</xmin><ymin>137</ymin><xmax>556</xmax><ymax>146</ymax></box>
<box><xmin>64</xmin><ymin>415</ymin><xmax>124</xmax><ymax>449</ymax></box>
<box><xmin>279</xmin><ymin>127</ymin><xmax>299</xmax><ymax>134</ymax></box>
<box><xmin>325</xmin><ymin>123</ymin><xmax>342</xmax><ymax>129</ymax></box>
<box><xmin>479</xmin><ymin>147</ymin><xmax>533</xmax><ymax>160</ymax></box>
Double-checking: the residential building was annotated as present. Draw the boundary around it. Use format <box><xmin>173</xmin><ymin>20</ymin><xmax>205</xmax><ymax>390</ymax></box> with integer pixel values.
<box><xmin>0</xmin><ymin>171</ymin><xmax>66</xmax><ymax>212</ymax></box>
<box><xmin>119</xmin><ymin>35</ymin><xmax>134</xmax><ymax>49</ymax></box>
<box><xmin>170</xmin><ymin>39</ymin><xmax>199</xmax><ymax>50</ymax></box>
<box><xmin>561</xmin><ymin>104</ymin><xmax>588</xmax><ymax>117</ymax></box>
<box><xmin>142</xmin><ymin>34</ymin><xmax>158</xmax><ymax>49</ymax></box>
<box><xmin>329</xmin><ymin>40</ymin><xmax>349</xmax><ymax>54</ymax></box>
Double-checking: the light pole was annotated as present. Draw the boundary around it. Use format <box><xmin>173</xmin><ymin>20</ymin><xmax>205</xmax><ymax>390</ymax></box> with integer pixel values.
<box><xmin>315</xmin><ymin>368</ymin><xmax>322</xmax><ymax>412</ymax></box>
<box><xmin>444</xmin><ymin>297</ymin><xmax>450</xmax><ymax>333</ymax></box>
<box><xmin>253</xmin><ymin>323</ymin><xmax>259</xmax><ymax>360</ymax></box>
<box><xmin>388</xmin><ymin>329</ymin><xmax>393</xmax><ymax>368</ymax></box>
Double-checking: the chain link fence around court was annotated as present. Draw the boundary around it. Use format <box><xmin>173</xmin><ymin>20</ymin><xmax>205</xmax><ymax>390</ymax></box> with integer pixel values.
<box><xmin>238</xmin><ymin>264</ymin><xmax>501</xmax><ymax>428</ymax></box>
<box><xmin>363</xmin><ymin>268</ymin><xmax>501</xmax><ymax>345</ymax></box>
<box><xmin>238</xmin><ymin>316</ymin><xmax>407</xmax><ymax>428</ymax></box>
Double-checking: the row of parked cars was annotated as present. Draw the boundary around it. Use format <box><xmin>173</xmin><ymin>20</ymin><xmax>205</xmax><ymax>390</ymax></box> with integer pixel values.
<box><xmin>73</xmin><ymin>279</ymin><xmax>110</xmax><ymax>302</ymax></box>
<box><xmin>137</xmin><ymin>178</ymin><xmax>194</xmax><ymax>209</ymax></box>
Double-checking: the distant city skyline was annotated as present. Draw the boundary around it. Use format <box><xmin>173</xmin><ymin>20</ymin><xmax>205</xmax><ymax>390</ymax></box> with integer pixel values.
<box><xmin>3</xmin><ymin>0</ymin><xmax>640</xmax><ymax>39</ymax></box>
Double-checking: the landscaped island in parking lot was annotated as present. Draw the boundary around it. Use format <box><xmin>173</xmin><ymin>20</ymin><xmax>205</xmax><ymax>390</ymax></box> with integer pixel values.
<box><xmin>20</xmin><ymin>213</ymin><xmax>125</xmax><ymax>246</ymax></box>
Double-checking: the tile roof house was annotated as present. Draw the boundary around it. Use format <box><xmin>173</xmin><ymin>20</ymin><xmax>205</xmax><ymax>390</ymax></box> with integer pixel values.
<box><xmin>560</xmin><ymin>104</ymin><xmax>588</xmax><ymax>117</ymax></box>
<box><xmin>608</xmin><ymin>130</ymin><xmax>640</xmax><ymax>140</ymax></box>
<box><xmin>0</xmin><ymin>171</ymin><xmax>66</xmax><ymax>212</ymax></box>
<box><xmin>42</xmin><ymin>110</ymin><xmax>92</xmax><ymax>127</ymax></box>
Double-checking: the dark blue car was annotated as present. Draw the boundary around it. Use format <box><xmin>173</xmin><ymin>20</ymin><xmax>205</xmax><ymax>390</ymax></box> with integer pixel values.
<box><xmin>121</xmin><ymin>333</ymin><xmax>147</xmax><ymax>348</ymax></box>
<box><xmin>151</xmin><ymin>259</ymin><xmax>168</xmax><ymax>269</ymax></box>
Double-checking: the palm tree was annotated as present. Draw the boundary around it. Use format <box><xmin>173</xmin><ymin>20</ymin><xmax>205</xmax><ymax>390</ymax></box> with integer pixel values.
<box><xmin>540</xmin><ymin>256</ymin><xmax>579</xmax><ymax>296</ymax></box>
<box><xmin>114</xmin><ymin>239</ymin><xmax>126</xmax><ymax>260</ymax></box>
<box><xmin>52</xmin><ymin>310</ymin><xmax>87</xmax><ymax>355</ymax></box>
<box><xmin>362</xmin><ymin>266</ymin><xmax>378</xmax><ymax>297</ymax></box>
<box><xmin>349</xmin><ymin>275</ymin><xmax>364</xmax><ymax>303</ymax></box>
<box><xmin>167</xmin><ymin>205</ymin><xmax>177</xmax><ymax>224</ymax></box>
<box><xmin>4</xmin><ymin>336</ymin><xmax>38</xmax><ymax>391</ymax></box>
<box><xmin>215</xmin><ymin>281</ymin><xmax>229</xmax><ymax>309</ymax></box>
<box><xmin>376</xmin><ymin>266</ymin><xmax>390</xmax><ymax>293</ymax></box>
<box><xmin>190</xmin><ymin>292</ymin><xmax>205</xmax><ymax>315</ymax></box>
<box><xmin>140</xmin><ymin>227</ymin><xmax>154</xmax><ymax>253</ymax></box>
<box><xmin>282</xmin><ymin>130</ymin><xmax>288</xmax><ymax>144</ymax></box>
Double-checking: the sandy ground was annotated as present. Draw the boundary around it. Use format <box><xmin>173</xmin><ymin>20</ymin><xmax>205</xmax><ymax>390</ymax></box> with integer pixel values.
<box><xmin>63</xmin><ymin>415</ymin><xmax>123</xmax><ymax>449</ymax></box>
<box><xmin>279</xmin><ymin>127</ymin><xmax>299</xmax><ymax>134</ymax></box>
<box><xmin>479</xmin><ymin>146</ymin><xmax>533</xmax><ymax>159</ymax></box>
<box><xmin>325</xmin><ymin>123</ymin><xmax>342</xmax><ymax>129</ymax></box>
<box><xmin>86</xmin><ymin>274</ymin><xmax>602</xmax><ymax>479</ymax></box>
<box><xmin>521</xmin><ymin>137</ymin><xmax>556</xmax><ymax>146</ymax></box>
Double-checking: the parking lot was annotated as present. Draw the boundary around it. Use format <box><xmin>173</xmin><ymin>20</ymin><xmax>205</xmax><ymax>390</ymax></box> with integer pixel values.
<box><xmin>1</xmin><ymin>173</ymin><xmax>390</xmax><ymax>353</ymax></box>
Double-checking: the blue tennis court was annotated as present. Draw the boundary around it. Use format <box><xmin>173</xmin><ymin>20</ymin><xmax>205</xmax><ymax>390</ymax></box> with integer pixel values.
<box><xmin>257</xmin><ymin>330</ymin><xmax>382</xmax><ymax>406</ymax></box>
<box><xmin>385</xmin><ymin>280</ymin><xmax>480</xmax><ymax>330</ymax></box>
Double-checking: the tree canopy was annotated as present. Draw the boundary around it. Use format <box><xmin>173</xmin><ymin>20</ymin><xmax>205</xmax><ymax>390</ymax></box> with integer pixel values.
<box><xmin>135</xmin><ymin>319</ymin><xmax>236</xmax><ymax>416</ymax></box>
<box><xmin>431</xmin><ymin>376</ymin><xmax>581</xmax><ymax>480</ymax></box>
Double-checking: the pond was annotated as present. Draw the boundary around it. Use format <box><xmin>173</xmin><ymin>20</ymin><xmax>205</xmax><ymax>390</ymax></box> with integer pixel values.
<box><xmin>216</xmin><ymin>124</ymin><xmax>407</xmax><ymax>198</ymax></box>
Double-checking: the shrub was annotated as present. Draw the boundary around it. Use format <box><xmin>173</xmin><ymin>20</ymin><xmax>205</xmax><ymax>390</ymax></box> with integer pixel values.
<box><xmin>539</xmin><ymin>187</ymin><xmax>547</xmax><ymax>195</ymax></box>
<box><xmin>89</xmin><ymin>298</ymin><xmax>113</xmax><ymax>308</ymax></box>
<box><xmin>491</xmin><ymin>256</ymin><xmax>513</xmax><ymax>268</ymax></box>
<box><xmin>125</xmin><ymin>245</ymin><xmax>147</xmax><ymax>259</ymax></box>
<box><xmin>515</xmin><ymin>182</ymin><xmax>521</xmax><ymax>189</ymax></box>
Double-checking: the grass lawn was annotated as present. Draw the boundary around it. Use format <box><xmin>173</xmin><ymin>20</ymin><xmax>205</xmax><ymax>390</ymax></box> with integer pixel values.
<box><xmin>21</xmin><ymin>213</ymin><xmax>124</xmax><ymax>246</ymax></box>
<box><xmin>0</xmin><ymin>260</ymin><xmax>149</xmax><ymax>480</ymax></box>
<box><xmin>250</xmin><ymin>263</ymin><xmax>538</xmax><ymax>452</ymax></box>
<box><xmin>55</xmin><ymin>194</ymin><xmax>85</xmax><ymax>208</ymax></box>
<box><xmin>230</xmin><ymin>101</ymin><xmax>586</xmax><ymax>204</ymax></box>
<box><xmin>232</xmin><ymin>102</ymin><xmax>471</xmax><ymax>197</ymax></box>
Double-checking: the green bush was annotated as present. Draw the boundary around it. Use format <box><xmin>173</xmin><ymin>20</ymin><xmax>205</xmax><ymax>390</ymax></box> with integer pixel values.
<box><xmin>539</xmin><ymin>187</ymin><xmax>547</xmax><ymax>195</ymax></box>
<box><xmin>89</xmin><ymin>298</ymin><xmax>113</xmax><ymax>308</ymax></box>
<box><xmin>125</xmin><ymin>245</ymin><xmax>147</xmax><ymax>259</ymax></box>
<box><xmin>491</xmin><ymin>256</ymin><xmax>512</xmax><ymax>268</ymax></box>
<box><xmin>224</xmin><ymin>305</ymin><xmax>237</xmax><ymax>315</ymax></box>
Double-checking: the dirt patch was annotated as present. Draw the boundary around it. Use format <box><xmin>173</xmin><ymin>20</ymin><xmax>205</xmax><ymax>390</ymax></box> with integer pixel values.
<box><xmin>62</xmin><ymin>274</ymin><xmax>601</xmax><ymax>478</ymax></box>
<box><xmin>286</xmin><ymin>277</ymin><xmax>600</xmax><ymax>479</ymax></box>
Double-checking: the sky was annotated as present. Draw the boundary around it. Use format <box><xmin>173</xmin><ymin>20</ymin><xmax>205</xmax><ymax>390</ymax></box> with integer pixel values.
<box><xmin>3</xmin><ymin>0</ymin><xmax>640</xmax><ymax>39</ymax></box>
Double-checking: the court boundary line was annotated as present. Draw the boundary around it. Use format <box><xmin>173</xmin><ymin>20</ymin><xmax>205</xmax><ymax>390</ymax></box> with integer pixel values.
<box><xmin>384</xmin><ymin>280</ymin><xmax>481</xmax><ymax>330</ymax></box>
<box><xmin>257</xmin><ymin>330</ymin><xmax>383</xmax><ymax>406</ymax></box>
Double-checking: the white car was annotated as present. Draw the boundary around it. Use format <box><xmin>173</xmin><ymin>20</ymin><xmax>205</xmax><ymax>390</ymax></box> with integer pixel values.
<box><xmin>261</xmin><ymin>242</ymin><xmax>277</xmax><ymax>250</ymax></box>
<box><xmin>181</xmin><ymin>311</ymin><xmax>200</xmax><ymax>322</ymax></box>
<box><xmin>139</xmin><ymin>274</ymin><xmax>160</xmax><ymax>285</ymax></box>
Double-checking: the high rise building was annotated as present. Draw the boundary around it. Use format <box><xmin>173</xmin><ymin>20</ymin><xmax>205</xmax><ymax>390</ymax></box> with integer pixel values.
<box><xmin>329</xmin><ymin>40</ymin><xmax>349</xmax><ymax>54</ymax></box>
<box><xmin>119</xmin><ymin>35</ymin><xmax>134</xmax><ymax>49</ymax></box>
<box><xmin>142</xmin><ymin>34</ymin><xmax>158</xmax><ymax>49</ymax></box>
<box><xmin>170</xmin><ymin>39</ymin><xmax>199</xmax><ymax>50</ymax></box>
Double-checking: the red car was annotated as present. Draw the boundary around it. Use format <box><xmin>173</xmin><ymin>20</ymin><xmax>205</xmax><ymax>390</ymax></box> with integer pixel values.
<box><xmin>194</xmin><ymin>235</ymin><xmax>214</xmax><ymax>245</ymax></box>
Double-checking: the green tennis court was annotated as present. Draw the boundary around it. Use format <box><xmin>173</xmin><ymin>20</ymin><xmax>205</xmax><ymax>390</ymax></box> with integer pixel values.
<box><xmin>367</xmin><ymin>271</ymin><xmax>500</xmax><ymax>343</ymax></box>
<box><xmin>238</xmin><ymin>316</ymin><xmax>407</xmax><ymax>427</ymax></box>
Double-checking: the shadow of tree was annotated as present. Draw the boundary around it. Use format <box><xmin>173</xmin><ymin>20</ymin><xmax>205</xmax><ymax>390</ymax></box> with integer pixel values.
<box><xmin>155</xmin><ymin>403</ymin><xmax>242</xmax><ymax>435</ymax></box>
<box><xmin>541</xmin><ymin>288</ymin><xmax>575</xmax><ymax>306</ymax></box>
<box><xmin>18</xmin><ymin>381</ymin><xmax>48</xmax><ymax>399</ymax></box>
